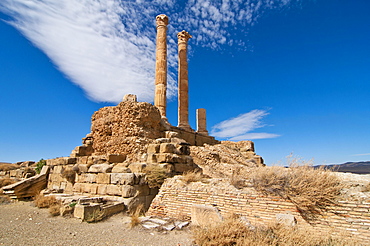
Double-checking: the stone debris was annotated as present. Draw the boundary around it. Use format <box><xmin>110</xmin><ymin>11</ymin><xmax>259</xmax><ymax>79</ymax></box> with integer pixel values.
<box><xmin>140</xmin><ymin>217</ymin><xmax>189</xmax><ymax>231</ymax></box>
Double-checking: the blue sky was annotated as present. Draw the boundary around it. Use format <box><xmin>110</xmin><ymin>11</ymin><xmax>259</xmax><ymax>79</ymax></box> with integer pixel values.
<box><xmin>1</xmin><ymin>0</ymin><xmax>369</xmax><ymax>165</ymax></box>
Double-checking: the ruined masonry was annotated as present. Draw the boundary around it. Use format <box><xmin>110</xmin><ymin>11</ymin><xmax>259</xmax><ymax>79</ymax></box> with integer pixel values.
<box><xmin>2</xmin><ymin>14</ymin><xmax>263</xmax><ymax>221</ymax></box>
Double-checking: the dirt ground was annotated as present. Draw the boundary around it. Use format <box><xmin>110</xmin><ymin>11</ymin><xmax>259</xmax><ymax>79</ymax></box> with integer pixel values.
<box><xmin>0</xmin><ymin>201</ymin><xmax>193</xmax><ymax>246</ymax></box>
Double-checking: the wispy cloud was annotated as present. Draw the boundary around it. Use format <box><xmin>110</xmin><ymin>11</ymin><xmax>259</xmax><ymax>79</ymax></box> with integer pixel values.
<box><xmin>0</xmin><ymin>0</ymin><xmax>299</xmax><ymax>103</ymax></box>
<box><xmin>211</xmin><ymin>109</ymin><xmax>280</xmax><ymax>140</ymax></box>
<box><xmin>352</xmin><ymin>153</ymin><xmax>370</xmax><ymax>156</ymax></box>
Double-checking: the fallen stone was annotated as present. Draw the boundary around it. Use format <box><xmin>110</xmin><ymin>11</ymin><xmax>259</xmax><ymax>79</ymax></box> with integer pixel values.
<box><xmin>191</xmin><ymin>204</ymin><xmax>223</xmax><ymax>227</ymax></box>
<box><xmin>276</xmin><ymin>214</ymin><xmax>297</xmax><ymax>227</ymax></box>
<box><xmin>174</xmin><ymin>221</ymin><xmax>189</xmax><ymax>229</ymax></box>
<box><xmin>162</xmin><ymin>224</ymin><xmax>175</xmax><ymax>231</ymax></box>
<box><xmin>148</xmin><ymin>218</ymin><xmax>168</xmax><ymax>225</ymax></box>
<box><xmin>142</xmin><ymin>221</ymin><xmax>160</xmax><ymax>229</ymax></box>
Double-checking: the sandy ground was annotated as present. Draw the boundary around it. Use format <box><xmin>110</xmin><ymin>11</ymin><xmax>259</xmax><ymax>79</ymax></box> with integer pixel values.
<box><xmin>0</xmin><ymin>201</ymin><xmax>193</xmax><ymax>246</ymax></box>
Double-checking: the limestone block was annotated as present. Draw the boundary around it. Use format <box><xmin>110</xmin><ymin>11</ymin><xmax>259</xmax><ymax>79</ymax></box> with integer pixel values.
<box><xmin>165</xmin><ymin>131</ymin><xmax>179</xmax><ymax>138</ymax></box>
<box><xmin>74</xmin><ymin>204</ymin><xmax>101</xmax><ymax>221</ymax></box>
<box><xmin>184</xmin><ymin>155</ymin><xmax>194</xmax><ymax>165</ymax></box>
<box><xmin>40</xmin><ymin>165</ymin><xmax>50</xmax><ymax>175</ymax></box>
<box><xmin>170</xmin><ymin>137</ymin><xmax>189</xmax><ymax>145</ymax></box>
<box><xmin>102</xmin><ymin>202</ymin><xmax>126</xmax><ymax>216</ymax></box>
<box><xmin>82</xmin><ymin>183</ymin><xmax>94</xmax><ymax>193</ymax></box>
<box><xmin>122</xmin><ymin>185</ymin><xmax>136</xmax><ymax>198</ymax></box>
<box><xmin>51</xmin><ymin>182</ymin><xmax>61</xmax><ymax>191</ymax></box>
<box><xmin>73</xmin><ymin>164</ymin><xmax>89</xmax><ymax>173</ymax></box>
<box><xmin>146</xmin><ymin>153</ymin><xmax>157</xmax><ymax>164</ymax></box>
<box><xmin>9</xmin><ymin>170</ymin><xmax>17</xmax><ymax>177</ymax></box>
<box><xmin>87</xmin><ymin>157</ymin><xmax>94</xmax><ymax>165</ymax></box>
<box><xmin>147</xmin><ymin>144</ymin><xmax>160</xmax><ymax>154</ymax></box>
<box><xmin>110</xmin><ymin>173</ymin><xmax>135</xmax><ymax>185</ymax></box>
<box><xmin>49</xmin><ymin>173</ymin><xmax>63</xmax><ymax>183</ymax></box>
<box><xmin>53</xmin><ymin>165</ymin><xmax>64</xmax><ymax>174</ymax></box>
<box><xmin>253</xmin><ymin>155</ymin><xmax>264</xmax><ymax>165</ymax></box>
<box><xmin>93</xmin><ymin>156</ymin><xmax>107</xmax><ymax>164</ymax></box>
<box><xmin>60</xmin><ymin>182</ymin><xmax>67</xmax><ymax>190</ymax></box>
<box><xmin>158</xmin><ymin>163</ymin><xmax>174</xmax><ymax>174</ymax></box>
<box><xmin>20</xmin><ymin>161</ymin><xmax>35</xmax><ymax>167</ymax></box>
<box><xmin>128</xmin><ymin>163</ymin><xmax>147</xmax><ymax>173</ymax></box>
<box><xmin>276</xmin><ymin>214</ymin><xmax>297</xmax><ymax>227</ymax></box>
<box><xmin>155</xmin><ymin>138</ymin><xmax>170</xmax><ymax>143</ymax></box>
<box><xmin>77</xmin><ymin>156</ymin><xmax>88</xmax><ymax>164</ymax></box>
<box><xmin>77</xmin><ymin>173</ymin><xmax>97</xmax><ymax>183</ymax></box>
<box><xmin>134</xmin><ymin>173</ymin><xmax>147</xmax><ymax>185</ymax></box>
<box><xmin>156</xmin><ymin>153</ymin><xmax>178</xmax><ymax>163</ymax></box>
<box><xmin>174</xmin><ymin>163</ymin><xmax>195</xmax><ymax>173</ymax></box>
<box><xmin>111</xmin><ymin>164</ymin><xmax>131</xmax><ymax>173</ymax></box>
<box><xmin>106</xmin><ymin>184</ymin><xmax>122</xmax><ymax>196</ymax></box>
<box><xmin>160</xmin><ymin>143</ymin><xmax>176</xmax><ymax>153</ymax></box>
<box><xmin>73</xmin><ymin>183</ymin><xmax>82</xmax><ymax>193</ymax></box>
<box><xmin>108</xmin><ymin>154</ymin><xmax>126</xmax><ymax>163</ymax></box>
<box><xmin>66</xmin><ymin>158</ymin><xmax>77</xmax><ymax>164</ymax></box>
<box><xmin>88</xmin><ymin>164</ymin><xmax>113</xmax><ymax>173</ymax></box>
<box><xmin>191</xmin><ymin>205</ymin><xmax>223</xmax><ymax>227</ymax></box>
<box><xmin>177</xmin><ymin>144</ymin><xmax>190</xmax><ymax>155</ymax></box>
<box><xmin>0</xmin><ymin>171</ymin><xmax>6</xmax><ymax>176</ymax></box>
<box><xmin>64</xmin><ymin>182</ymin><xmax>73</xmax><ymax>193</ymax></box>
<box><xmin>133</xmin><ymin>184</ymin><xmax>150</xmax><ymax>196</ymax></box>
<box><xmin>97</xmin><ymin>184</ymin><xmax>108</xmax><ymax>195</ymax></box>
<box><xmin>96</xmin><ymin>173</ymin><xmax>111</xmax><ymax>184</ymax></box>
<box><xmin>122</xmin><ymin>94</ymin><xmax>137</xmax><ymax>102</ymax></box>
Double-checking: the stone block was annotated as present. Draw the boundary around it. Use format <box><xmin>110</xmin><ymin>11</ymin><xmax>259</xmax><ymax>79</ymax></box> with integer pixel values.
<box><xmin>102</xmin><ymin>202</ymin><xmax>126</xmax><ymax>216</ymax></box>
<box><xmin>96</xmin><ymin>173</ymin><xmax>111</xmax><ymax>184</ymax></box>
<box><xmin>160</xmin><ymin>143</ymin><xmax>176</xmax><ymax>153</ymax></box>
<box><xmin>88</xmin><ymin>164</ymin><xmax>113</xmax><ymax>173</ymax></box>
<box><xmin>158</xmin><ymin>163</ymin><xmax>174</xmax><ymax>174</ymax></box>
<box><xmin>122</xmin><ymin>94</ymin><xmax>137</xmax><ymax>102</ymax></box>
<box><xmin>64</xmin><ymin>182</ymin><xmax>74</xmax><ymax>193</ymax></box>
<box><xmin>73</xmin><ymin>164</ymin><xmax>89</xmax><ymax>173</ymax></box>
<box><xmin>122</xmin><ymin>185</ymin><xmax>136</xmax><ymax>198</ymax></box>
<box><xmin>40</xmin><ymin>165</ymin><xmax>50</xmax><ymax>175</ymax></box>
<box><xmin>53</xmin><ymin>165</ymin><xmax>64</xmax><ymax>174</ymax></box>
<box><xmin>128</xmin><ymin>163</ymin><xmax>147</xmax><ymax>173</ymax></box>
<box><xmin>77</xmin><ymin>173</ymin><xmax>97</xmax><ymax>183</ymax></box>
<box><xmin>165</xmin><ymin>131</ymin><xmax>179</xmax><ymax>138</ymax></box>
<box><xmin>134</xmin><ymin>184</ymin><xmax>150</xmax><ymax>196</ymax></box>
<box><xmin>89</xmin><ymin>184</ymin><xmax>98</xmax><ymax>194</ymax></box>
<box><xmin>77</xmin><ymin>156</ymin><xmax>88</xmax><ymax>164</ymax></box>
<box><xmin>253</xmin><ymin>155</ymin><xmax>264</xmax><ymax>165</ymax></box>
<box><xmin>97</xmin><ymin>184</ymin><xmax>107</xmax><ymax>195</ymax></box>
<box><xmin>276</xmin><ymin>214</ymin><xmax>297</xmax><ymax>227</ymax></box>
<box><xmin>66</xmin><ymin>158</ymin><xmax>77</xmax><ymax>164</ymax></box>
<box><xmin>111</xmin><ymin>164</ymin><xmax>131</xmax><ymax>173</ymax></box>
<box><xmin>106</xmin><ymin>184</ymin><xmax>122</xmax><ymax>196</ymax></box>
<box><xmin>9</xmin><ymin>170</ymin><xmax>17</xmax><ymax>177</ymax></box>
<box><xmin>74</xmin><ymin>204</ymin><xmax>101</xmax><ymax>221</ymax></box>
<box><xmin>191</xmin><ymin>205</ymin><xmax>223</xmax><ymax>227</ymax></box>
<box><xmin>146</xmin><ymin>153</ymin><xmax>157</xmax><ymax>164</ymax></box>
<box><xmin>156</xmin><ymin>153</ymin><xmax>176</xmax><ymax>163</ymax></box>
<box><xmin>73</xmin><ymin>183</ymin><xmax>82</xmax><ymax>193</ymax></box>
<box><xmin>174</xmin><ymin>163</ymin><xmax>196</xmax><ymax>173</ymax></box>
<box><xmin>147</xmin><ymin>144</ymin><xmax>160</xmax><ymax>154</ymax></box>
<box><xmin>177</xmin><ymin>145</ymin><xmax>190</xmax><ymax>155</ymax></box>
<box><xmin>108</xmin><ymin>154</ymin><xmax>126</xmax><ymax>163</ymax></box>
<box><xmin>155</xmin><ymin>138</ymin><xmax>170</xmax><ymax>143</ymax></box>
<box><xmin>110</xmin><ymin>173</ymin><xmax>135</xmax><ymax>185</ymax></box>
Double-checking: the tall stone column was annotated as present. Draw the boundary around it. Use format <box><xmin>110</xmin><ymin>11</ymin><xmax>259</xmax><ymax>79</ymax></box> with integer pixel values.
<box><xmin>177</xmin><ymin>30</ymin><xmax>192</xmax><ymax>131</ymax></box>
<box><xmin>154</xmin><ymin>14</ymin><xmax>169</xmax><ymax>118</ymax></box>
<box><xmin>196</xmin><ymin>108</ymin><xmax>208</xmax><ymax>135</ymax></box>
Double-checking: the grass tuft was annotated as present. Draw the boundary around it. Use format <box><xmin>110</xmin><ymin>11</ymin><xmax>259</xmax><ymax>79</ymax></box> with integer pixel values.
<box><xmin>0</xmin><ymin>178</ymin><xmax>16</xmax><ymax>188</ymax></box>
<box><xmin>143</xmin><ymin>165</ymin><xmax>169</xmax><ymax>188</ymax></box>
<box><xmin>61</xmin><ymin>168</ymin><xmax>77</xmax><ymax>184</ymax></box>
<box><xmin>34</xmin><ymin>194</ymin><xmax>59</xmax><ymax>208</ymax></box>
<box><xmin>130</xmin><ymin>203</ymin><xmax>144</xmax><ymax>228</ymax></box>
<box><xmin>180</xmin><ymin>170</ymin><xmax>206</xmax><ymax>184</ymax></box>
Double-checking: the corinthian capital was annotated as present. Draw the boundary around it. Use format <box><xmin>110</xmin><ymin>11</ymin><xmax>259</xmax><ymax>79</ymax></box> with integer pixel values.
<box><xmin>177</xmin><ymin>30</ymin><xmax>192</xmax><ymax>44</ymax></box>
<box><xmin>156</xmin><ymin>14</ymin><xmax>169</xmax><ymax>27</ymax></box>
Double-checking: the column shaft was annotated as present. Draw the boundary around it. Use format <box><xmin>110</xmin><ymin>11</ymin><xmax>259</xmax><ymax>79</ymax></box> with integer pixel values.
<box><xmin>177</xmin><ymin>30</ymin><xmax>192</xmax><ymax>130</ymax></box>
<box><xmin>154</xmin><ymin>14</ymin><xmax>169</xmax><ymax>118</ymax></box>
<box><xmin>196</xmin><ymin>108</ymin><xmax>208</xmax><ymax>135</ymax></box>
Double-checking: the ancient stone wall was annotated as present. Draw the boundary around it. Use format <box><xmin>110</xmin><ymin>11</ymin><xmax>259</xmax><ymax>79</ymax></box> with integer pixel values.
<box><xmin>148</xmin><ymin>177</ymin><xmax>370</xmax><ymax>244</ymax></box>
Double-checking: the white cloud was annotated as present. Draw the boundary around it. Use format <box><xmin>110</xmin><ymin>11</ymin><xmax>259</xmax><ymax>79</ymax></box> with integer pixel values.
<box><xmin>352</xmin><ymin>153</ymin><xmax>370</xmax><ymax>156</ymax></box>
<box><xmin>211</xmin><ymin>109</ymin><xmax>280</xmax><ymax>140</ymax></box>
<box><xmin>0</xmin><ymin>0</ymin><xmax>299</xmax><ymax>103</ymax></box>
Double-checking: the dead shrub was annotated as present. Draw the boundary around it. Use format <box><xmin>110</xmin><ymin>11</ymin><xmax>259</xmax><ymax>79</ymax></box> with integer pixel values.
<box><xmin>0</xmin><ymin>178</ymin><xmax>16</xmax><ymax>188</ymax></box>
<box><xmin>0</xmin><ymin>195</ymin><xmax>12</xmax><ymax>204</ymax></box>
<box><xmin>34</xmin><ymin>194</ymin><xmax>59</xmax><ymax>208</ymax></box>
<box><xmin>61</xmin><ymin>168</ymin><xmax>77</xmax><ymax>184</ymax></box>
<box><xmin>250</xmin><ymin>161</ymin><xmax>344</xmax><ymax>219</ymax></box>
<box><xmin>230</xmin><ymin>167</ymin><xmax>246</xmax><ymax>189</ymax></box>
<box><xmin>180</xmin><ymin>170</ymin><xmax>206</xmax><ymax>183</ymax></box>
<box><xmin>0</xmin><ymin>164</ymin><xmax>19</xmax><ymax>171</ymax></box>
<box><xmin>48</xmin><ymin>203</ymin><xmax>61</xmax><ymax>216</ymax></box>
<box><xmin>192</xmin><ymin>217</ymin><xmax>357</xmax><ymax>246</ymax></box>
<box><xmin>130</xmin><ymin>203</ymin><xmax>144</xmax><ymax>228</ymax></box>
<box><xmin>143</xmin><ymin>165</ymin><xmax>169</xmax><ymax>188</ymax></box>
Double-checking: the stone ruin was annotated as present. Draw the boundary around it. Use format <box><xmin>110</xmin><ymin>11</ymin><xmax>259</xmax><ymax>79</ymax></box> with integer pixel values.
<box><xmin>1</xmin><ymin>14</ymin><xmax>264</xmax><ymax>221</ymax></box>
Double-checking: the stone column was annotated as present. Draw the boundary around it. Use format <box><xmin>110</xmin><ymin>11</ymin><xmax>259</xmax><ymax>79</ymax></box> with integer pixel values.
<box><xmin>196</xmin><ymin>108</ymin><xmax>208</xmax><ymax>135</ymax></box>
<box><xmin>154</xmin><ymin>14</ymin><xmax>169</xmax><ymax>118</ymax></box>
<box><xmin>177</xmin><ymin>30</ymin><xmax>192</xmax><ymax>131</ymax></box>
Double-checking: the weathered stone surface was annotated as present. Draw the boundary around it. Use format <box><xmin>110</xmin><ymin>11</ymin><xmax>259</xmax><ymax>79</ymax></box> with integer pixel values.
<box><xmin>97</xmin><ymin>184</ymin><xmax>107</xmax><ymax>195</ymax></box>
<box><xmin>191</xmin><ymin>204</ymin><xmax>223</xmax><ymax>227</ymax></box>
<box><xmin>106</xmin><ymin>184</ymin><xmax>121</xmax><ymax>196</ymax></box>
<box><xmin>146</xmin><ymin>153</ymin><xmax>157</xmax><ymax>164</ymax></box>
<box><xmin>165</xmin><ymin>131</ymin><xmax>178</xmax><ymax>138</ymax></box>
<box><xmin>111</xmin><ymin>164</ymin><xmax>131</xmax><ymax>173</ymax></box>
<box><xmin>77</xmin><ymin>173</ymin><xmax>97</xmax><ymax>183</ymax></box>
<box><xmin>88</xmin><ymin>164</ymin><xmax>113</xmax><ymax>173</ymax></box>
<box><xmin>147</xmin><ymin>144</ymin><xmax>160</xmax><ymax>154</ymax></box>
<box><xmin>173</xmin><ymin>163</ymin><xmax>196</xmax><ymax>173</ymax></box>
<box><xmin>73</xmin><ymin>164</ymin><xmax>89</xmax><ymax>173</ymax></box>
<box><xmin>110</xmin><ymin>173</ymin><xmax>135</xmax><ymax>185</ymax></box>
<box><xmin>156</xmin><ymin>153</ymin><xmax>181</xmax><ymax>163</ymax></box>
<box><xmin>74</xmin><ymin>204</ymin><xmax>101</xmax><ymax>221</ymax></box>
<box><xmin>128</xmin><ymin>163</ymin><xmax>147</xmax><ymax>173</ymax></box>
<box><xmin>122</xmin><ymin>94</ymin><xmax>137</xmax><ymax>102</ymax></box>
<box><xmin>276</xmin><ymin>214</ymin><xmax>297</xmax><ymax>227</ymax></box>
<box><xmin>158</xmin><ymin>163</ymin><xmax>174</xmax><ymax>174</ymax></box>
<box><xmin>96</xmin><ymin>173</ymin><xmax>111</xmax><ymax>184</ymax></box>
<box><xmin>108</xmin><ymin>154</ymin><xmax>126</xmax><ymax>163</ymax></box>
<box><xmin>122</xmin><ymin>185</ymin><xmax>136</xmax><ymax>198</ymax></box>
<box><xmin>160</xmin><ymin>143</ymin><xmax>176</xmax><ymax>153</ymax></box>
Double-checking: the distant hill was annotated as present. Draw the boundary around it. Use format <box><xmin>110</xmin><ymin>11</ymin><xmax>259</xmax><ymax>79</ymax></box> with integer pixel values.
<box><xmin>316</xmin><ymin>161</ymin><xmax>370</xmax><ymax>174</ymax></box>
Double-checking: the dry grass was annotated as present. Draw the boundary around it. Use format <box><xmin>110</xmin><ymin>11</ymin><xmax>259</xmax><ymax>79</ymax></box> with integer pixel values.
<box><xmin>48</xmin><ymin>203</ymin><xmax>61</xmax><ymax>216</ymax></box>
<box><xmin>0</xmin><ymin>195</ymin><xmax>12</xmax><ymax>204</ymax></box>
<box><xmin>0</xmin><ymin>178</ymin><xmax>16</xmax><ymax>188</ymax></box>
<box><xmin>130</xmin><ymin>203</ymin><xmax>144</xmax><ymax>228</ymax></box>
<box><xmin>34</xmin><ymin>194</ymin><xmax>59</xmax><ymax>208</ymax></box>
<box><xmin>192</xmin><ymin>217</ymin><xmax>357</xmax><ymax>246</ymax></box>
<box><xmin>61</xmin><ymin>168</ymin><xmax>76</xmax><ymax>184</ymax></box>
<box><xmin>249</xmin><ymin>163</ymin><xmax>344</xmax><ymax>219</ymax></box>
<box><xmin>230</xmin><ymin>167</ymin><xmax>247</xmax><ymax>189</ymax></box>
<box><xmin>143</xmin><ymin>165</ymin><xmax>169</xmax><ymax>188</ymax></box>
<box><xmin>0</xmin><ymin>164</ymin><xmax>19</xmax><ymax>171</ymax></box>
<box><xmin>180</xmin><ymin>170</ymin><xmax>207</xmax><ymax>184</ymax></box>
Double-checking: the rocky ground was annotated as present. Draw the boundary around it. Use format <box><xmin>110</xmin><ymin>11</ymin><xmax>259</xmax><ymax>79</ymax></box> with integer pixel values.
<box><xmin>0</xmin><ymin>201</ymin><xmax>193</xmax><ymax>246</ymax></box>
